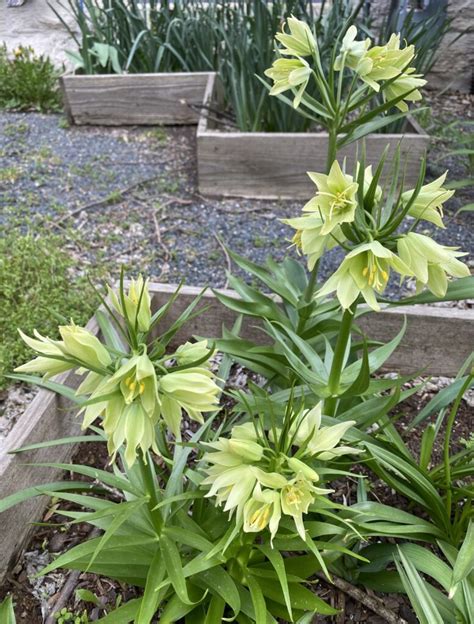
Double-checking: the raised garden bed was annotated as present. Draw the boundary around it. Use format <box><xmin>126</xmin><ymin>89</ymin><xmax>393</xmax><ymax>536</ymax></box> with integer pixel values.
<box><xmin>61</xmin><ymin>72</ymin><xmax>215</xmax><ymax>126</ymax></box>
<box><xmin>1</xmin><ymin>282</ymin><xmax>473</xmax><ymax>585</ymax></box>
<box><xmin>197</xmin><ymin>74</ymin><xmax>430</xmax><ymax>199</ymax></box>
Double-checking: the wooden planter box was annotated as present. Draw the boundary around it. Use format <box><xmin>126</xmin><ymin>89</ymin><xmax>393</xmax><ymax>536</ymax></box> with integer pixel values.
<box><xmin>1</xmin><ymin>283</ymin><xmax>473</xmax><ymax>582</ymax></box>
<box><xmin>61</xmin><ymin>72</ymin><xmax>215</xmax><ymax>126</ymax></box>
<box><xmin>197</xmin><ymin>74</ymin><xmax>430</xmax><ymax>199</ymax></box>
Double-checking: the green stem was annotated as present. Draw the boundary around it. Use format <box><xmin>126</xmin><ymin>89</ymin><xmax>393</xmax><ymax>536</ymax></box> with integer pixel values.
<box><xmin>296</xmin><ymin>260</ymin><xmax>320</xmax><ymax>336</ymax></box>
<box><xmin>444</xmin><ymin>374</ymin><xmax>473</xmax><ymax>526</ymax></box>
<box><xmin>326</xmin><ymin>126</ymin><xmax>338</xmax><ymax>173</ymax></box>
<box><xmin>324</xmin><ymin>305</ymin><xmax>356</xmax><ymax>417</ymax></box>
<box><xmin>138</xmin><ymin>452</ymin><xmax>163</xmax><ymax>534</ymax></box>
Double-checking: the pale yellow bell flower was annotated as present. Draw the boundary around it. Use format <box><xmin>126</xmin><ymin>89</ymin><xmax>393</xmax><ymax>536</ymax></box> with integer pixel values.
<box><xmin>15</xmin><ymin>329</ymin><xmax>74</xmax><ymax>378</ymax></box>
<box><xmin>334</xmin><ymin>26</ymin><xmax>372</xmax><ymax>74</ymax></box>
<box><xmin>265</xmin><ymin>57</ymin><xmax>311</xmax><ymax>108</ymax></box>
<box><xmin>243</xmin><ymin>484</ymin><xmax>282</xmax><ymax>543</ymax></box>
<box><xmin>159</xmin><ymin>367</ymin><xmax>220</xmax><ymax>436</ymax></box>
<box><xmin>383</xmin><ymin>68</ymin><xmax>426</xmax><ymax>111</ymax></box>
<box><xmin>281</xmin><ymin>475</ymin><xmax>332</xmax><ymax>540</ymax></box>
<box><xmin>306</xmin><ymin>161</ymin><xmax>359</xmax><ymax>235</ymax></box>
<box><xmin>397</xmin><ymin>232</ymin><xmax>470</xmax><ymax>297</ymax></box>
<box><xmin>203</xmin><ymin>464</ymin><xmax>258</xmax><ymax>520</ymax></box>
<box><xmin>275</xmin><ymin>16</ymin><xmax>317</xmax><ymax>57</ymax></box>
<box><xmin>108</xmin><ymin>275</ymin><xmax>152</xmax><ymax>333</ymax></box>
<box><xmin>402</xmin><ymin>172</ymin><xmax>453</xmax><ymax>228</ymax></box>
<box><xmin>284</xmin><ymin>214</ymin><xmax>344</xmax><ymax>270</ymax></box>
<box><xmin>359</xmin><ymin>34</ymin><xmax>415</xmax><ymax>92</ymax></box>
<box><xmin>289</xmin><ymin>404</ymin><xmax>360</xmax><ymax>459</ymax></box>
<box><xmin>317</xmin><ymin>240</ymin><xmax>412</xmax><ymax>311</ymax></box>
<box><xmin>59</xmin><ymin>322</ymin><xmax>112</xmax><ymax>370</ymax></box>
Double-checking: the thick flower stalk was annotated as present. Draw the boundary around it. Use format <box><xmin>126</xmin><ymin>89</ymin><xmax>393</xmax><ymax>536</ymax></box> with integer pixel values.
<box><xmin>202</xmin><ymin>408</ymin><xmax>358</xmax><ymax>542</ymax></box>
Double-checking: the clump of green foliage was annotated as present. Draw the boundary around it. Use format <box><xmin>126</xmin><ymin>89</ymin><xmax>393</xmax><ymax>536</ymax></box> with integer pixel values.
<box><xmin>0</xmin><ymin>45</ymin><xmax>62</xmax><ymax>112</ymax></box>
<box><xmin>0</xmin><ymin>233</ymin><xmax>97</xmax><ymax>390</ymax></box>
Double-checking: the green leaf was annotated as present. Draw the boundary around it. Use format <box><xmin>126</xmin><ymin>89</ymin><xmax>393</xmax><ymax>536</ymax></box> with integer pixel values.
<box><xmin>0</xmin><ymin>596</ymin><xmax>16</xmax><ymax>624</ymax></box>
<box><xmin>256</xmin><ymin>577</ymin><xmax>337</xmax><ymax>616</ymax></box>
<box><xmin>86</xmin><ymin>499</ymin><xmax>148</xmax><ymax>571</ymax></box>
<box><xmin>407</xmin><ymin>376</ymin><xmax>473</xmax><ymax>430</ymax></box>
<box><xmin>419</xmin><ymin>424</ymin><xmax>436</xmax><ymax>471</ymax></box>
<box><xmin>393</xmin><ymin>276</ymin><xmax>474</xmax><ymax>305</ymax></box>
<box><xmin>257</xmin><ymin>544</ymin><xmax>292</xmax><ymax>620</ymax></box>
<box><xmin>10</xmin><ymin>435</ymin><xmax>104</xmax><ymax>454</ymax></box>
<box><xmin>135</xmin><ymin>550</ymin><xmax>165</xmax><ymax>624</ymax></box>
<box><xmin>0</xmin><ymin>481</ymin><xmax>96</xmax><ymax>514</ymax></box>
<box><xmin>247</xmin><ymin>575</ymin><xmax>268</xmax><ymax>623</ymax></box>
<box><xmin>192</xmin><ymin>566</ymin><xmax>241</xmax><ymax>618</ymax></box>
<box><xmin>451</xmin><ymin>522</ymin><xmax>474</xmax><ymax>594</ymax></box>
<box><xmin>39</xmin><ymin>535</ymin><xmax>156</xmax><ymax>579</ymax></box>
<box><xmin>24</xmin><ymin>462</ymin><xmax>140</xmax><ymax>495</ymax></box>
<box><xmin>75</xmin><ymin>589</ymin><xmax>101</xmax><ymax>606</ymax></box>
<box><xmin>203</xmin><ymin>595</ymin><xmax>225</xmax><ymax>624</ymax></box>
<box><xmin>5</xmin><ymin>373</ymin><xmax>83</xmax><ymax>403</ymax></box>
<box><xmin>396</xmin><ymin>548</ymin><xmax>444</xmax><ymax>624</ymax></box>
<box><xmin>95</xmin><ymin>309</ymin><xmax>126</xmax><ymax>351</ymax></box>
<box><xmin>160</xmin><ymin>533</ymin><xmax>195</xmax><ymax>605</ymax></box>
<box><xmin>96</xmin><ymin>598</ymin><xmax>142</xmax><ymax>623</ymax></box>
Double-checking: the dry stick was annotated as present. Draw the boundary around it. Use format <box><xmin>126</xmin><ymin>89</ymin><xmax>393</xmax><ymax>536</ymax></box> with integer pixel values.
<box><xmin>45</xmin><ymin>527</ymin><xmax>101</xmax><ymax>624</ymax></box>
<box><xmin>48</xmin><ymin>168</ymin><xmax>192</xmax><ymax>230</ymax></box>
<box><xmin>315</xmin><ymin>572</ymin><xmax>408</xmax><ymax>624</ymax></box>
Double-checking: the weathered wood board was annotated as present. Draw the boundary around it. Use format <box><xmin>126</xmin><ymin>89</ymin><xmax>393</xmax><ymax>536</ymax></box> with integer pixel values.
<box><xmin>197</xmin><ymin>74</ymin><xmax>430</xmax><ymax>199</ymax></box>
<box><xmin>1</xmin><ymin>283</ymin><xmax>472</xmax><ymax>582</ymax></box>
<box><xmin>61</xmin><ymin>72</ymin><xmax>214</xmax><ymax>126</ymax></box>
<box><xmin>0</xmin><ymin>316</ymin><xmax>98</xmax><ymax>583</ymax></box>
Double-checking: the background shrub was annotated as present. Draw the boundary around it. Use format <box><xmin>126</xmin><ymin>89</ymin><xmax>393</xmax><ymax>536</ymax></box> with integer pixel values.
<box><xmin>0</xmin><ymin>45</ymin><xmax>62</xmax><ymax>113</ymax></box>
<box><xmin>0</xmin><ymin>233</ymin><xmax>97</xmax><ymax>390</ymax></box>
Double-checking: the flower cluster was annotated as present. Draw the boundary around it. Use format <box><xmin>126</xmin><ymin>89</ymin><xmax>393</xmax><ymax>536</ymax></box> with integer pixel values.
<box><xmin>285</xmin><ymin>161</ymin><xmax>470</xmax><ymax>310</ymax></box>
<box><xmin>265</xmin><ymin>18</ymin><xmax>426</xmax><ymax>113</ymax></box>
<box><xmin>336</xmin><ymin>27</ymin><xmax>426</xmax><ymax>111</ymax></box>
<box><xmin>202</xmin><ymin>405</ymin><xmax>358</xmax><ymax>542</ymax></box>
<box><xmin>16</xmin><ymin>278</ymin><xmax>220</xmax><ymax>467</ymax></box>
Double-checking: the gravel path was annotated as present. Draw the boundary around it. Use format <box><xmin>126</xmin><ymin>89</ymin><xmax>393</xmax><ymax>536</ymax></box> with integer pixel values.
<box><xmin>0</xmin><ymin>103</ymin><xmax>472</xmax><ymax>298</ymax></box>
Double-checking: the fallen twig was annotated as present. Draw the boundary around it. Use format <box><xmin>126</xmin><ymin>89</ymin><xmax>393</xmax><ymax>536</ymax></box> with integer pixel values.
<box><xmin>315</xmin><ymin>572</ymin><xmax>408</xmax><ymax>624</ymax></box>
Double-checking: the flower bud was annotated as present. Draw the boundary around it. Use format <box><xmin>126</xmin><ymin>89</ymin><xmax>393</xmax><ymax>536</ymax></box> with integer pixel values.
<box><xmin>59</xmin><ymin>323</ymin><xmax>111</xmax><ymax>369</ymax></box>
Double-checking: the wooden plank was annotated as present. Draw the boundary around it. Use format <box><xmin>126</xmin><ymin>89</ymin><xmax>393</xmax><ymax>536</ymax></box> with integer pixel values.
<box><xmin>197</xmin><ymin>75</ymin><xmax>430</xmax><ymax>198</ymax></box>
<box><xmin>0</xmin><ymin>316</ymin><xmax>98</xmax><ymax>582</ymax></box>
<box><xmin>62</xmin><ymin>72</ymin><xmax>214</xmax><ymax>126</ymax></box>
<box><xmin>1</xmin><ymin>282</ymin><xmax>472</xmax><ymax>581</ymax></box>
<box><xmin>150</xmin><ymin>283</ymin><xmax>474</xmax><ymax>377</ymax></box>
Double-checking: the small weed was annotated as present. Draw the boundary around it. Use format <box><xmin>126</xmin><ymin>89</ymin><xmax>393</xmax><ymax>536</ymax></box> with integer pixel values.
<box><xmin>106</xmin><ymin>190</ymin><xmax>123</xmax><ymax>205</ymax></box>
<box><xmin>54</xmin><ymin>607</ymin><xmax>89</xmax><ymax>624</ymax></box>
<box><xmin>148</xmin><ymin>127</ymin><xmax>168</xmax><ymax>145</ymax></box>
<box><xmin>0</xmin><ymin>44</ymin><xmax>62</xmax><ymax>112</ymax></box>
<box><xmin>3</xmin><ymin>121</ymin><xmax>29</xmax><ymax>138</ymax></box>
<box><xmin>252</xmin><ymin>236</ymin><xmax>266</xmax><ymax>248</ymax></box>
<box><xmin>0</xmin><ymin>166</ymin><xmax>22</xmax><ymax>184</ymax></box>
<box><xmin>58</xmin><ymin>116</ymin><xmax>70</xmax><ymax>129</ymax></box>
